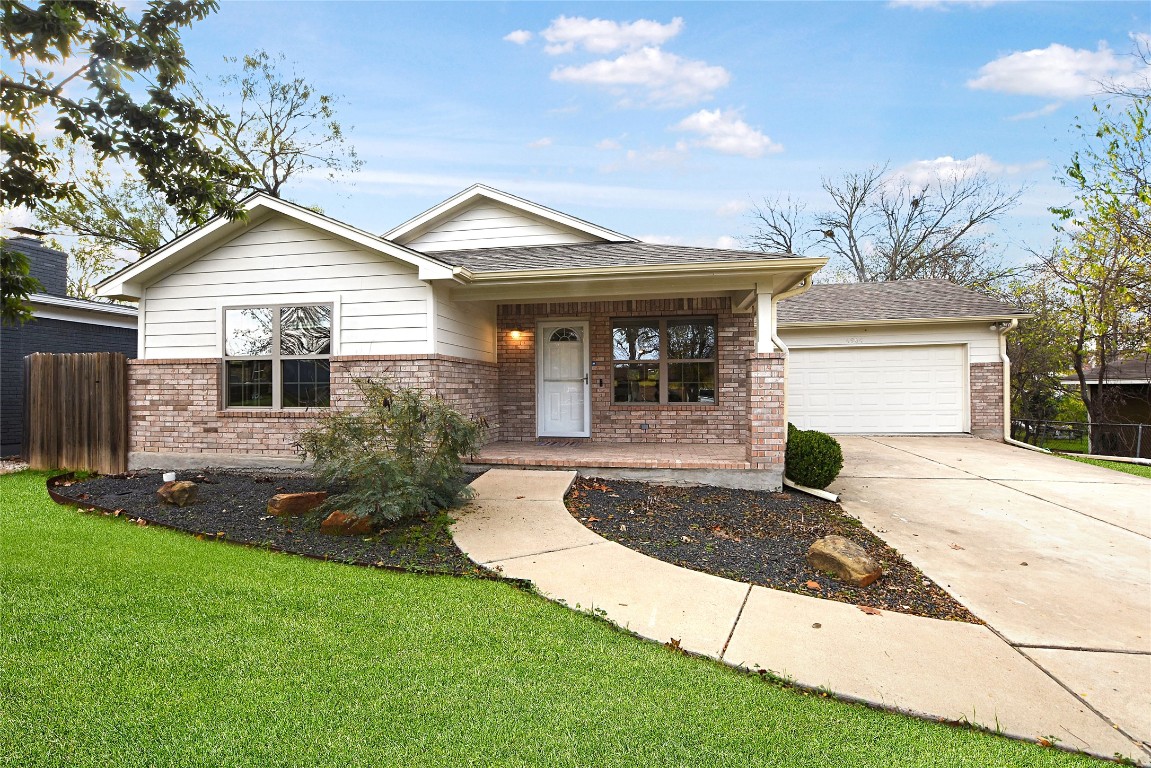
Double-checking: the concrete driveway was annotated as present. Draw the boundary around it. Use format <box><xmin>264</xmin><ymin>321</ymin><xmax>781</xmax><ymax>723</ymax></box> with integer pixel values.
<box><xmin>831</xmin><ymin>436</ymin><xmax>1151</xmax><ymax>756</ymax></box>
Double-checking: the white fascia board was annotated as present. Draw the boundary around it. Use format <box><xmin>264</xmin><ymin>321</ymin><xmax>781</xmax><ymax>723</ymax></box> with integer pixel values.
<box><xmin>778</xmin><ymin>314</ymin><xmax>1032</xmax><ymax>329</ymax></box>
<box><xmin>95</xmin><ymin>193</ymin><xmax>456</xmax><ymax>300</ymax></box>
<box><xmin>384</xmin><ymin>183</ymin><xmax>638</xmax><ymax>244</ymax></box>
<box><xmin>1061</xmin><ymin>378</ymin><xmax>1151</xmax><ymax>385</ymax></box>
<box><xmin>30</xmin><ymin>295</ymin><xmax>138</xmax><ymax>329</ymax></box>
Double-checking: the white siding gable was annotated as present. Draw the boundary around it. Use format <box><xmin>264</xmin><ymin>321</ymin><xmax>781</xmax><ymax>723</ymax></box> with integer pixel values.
<box><xmin>404</xmin><ymin>202</ymin><xmax>600</xmax><ymax>253</ymax></box>
<box><xmin>142</xmin><ymin>214</ymin><xmax>432</xmax><ymax>359</ymax></box>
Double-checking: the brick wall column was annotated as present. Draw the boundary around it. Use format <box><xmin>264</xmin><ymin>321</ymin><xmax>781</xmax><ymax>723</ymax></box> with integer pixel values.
<box><xmin>970</xmin><ymin>361</ymin><xmax>1005</xmax><ymax>440</ymax></box>
<box><xmin>747</xmin><ymin>352</ymin><xmax>786</xmax><ymax>470</ymax></box>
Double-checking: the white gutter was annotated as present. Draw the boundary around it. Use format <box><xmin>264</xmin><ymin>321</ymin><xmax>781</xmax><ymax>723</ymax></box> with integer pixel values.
<box><xmin>994</xmin><ymin>318</ymin><xmax>1045</xmax><ymax>452</ymax></box>
<box><xmin>769</xmin><ymin>270</ymin><xmax>821</xmax><ymax>489</ymax></box>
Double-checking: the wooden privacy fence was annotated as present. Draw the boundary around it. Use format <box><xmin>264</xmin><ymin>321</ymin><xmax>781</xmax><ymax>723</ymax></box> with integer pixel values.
<box><xmin>24</xmin><ymin>352</ymin><xmax>129</xmax><ymax>474</ymax></box>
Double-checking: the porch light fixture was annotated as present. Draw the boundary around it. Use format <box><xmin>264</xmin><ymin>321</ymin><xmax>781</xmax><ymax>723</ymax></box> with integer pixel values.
<box><xmin>509</xmin><ymin>330</ymin><xmax>523</xmax><ymax>340</ymax></box>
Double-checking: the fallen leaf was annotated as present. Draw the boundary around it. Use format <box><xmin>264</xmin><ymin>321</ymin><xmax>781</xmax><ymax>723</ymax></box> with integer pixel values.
<box><xmin>950</xmin><ymin>543</ymin><xmax>964</xmax><ymax>550</ymax></box>
<box><xmin>1037</xmin><ymin>738</ymin><xmax>1052</xmax><ymax>748</ymax></box>
<box><xmin>858</xmin><ymin>605</ymin><xmax>883</xmax><ymax>616</ymax></box>
<box><xmin>586</xmin><ymin>516</ymin><xmax>599</xmax><ymax>523</ymax></box>
<box><xmin>515</xmin><ymin>495</ymin><xmax>525</xmax><ymax>499</ymax></box>
<box><xmin>805</xmin><ymin>580</ymin><xmax>820</xmax><ymax>590</ymax></box>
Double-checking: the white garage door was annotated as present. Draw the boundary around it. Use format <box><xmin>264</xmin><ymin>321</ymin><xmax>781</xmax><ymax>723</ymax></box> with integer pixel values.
<box><xmin>788</xmin><ymin>345</ymin><xmax>967</xmax><ymax>434</ymax></box>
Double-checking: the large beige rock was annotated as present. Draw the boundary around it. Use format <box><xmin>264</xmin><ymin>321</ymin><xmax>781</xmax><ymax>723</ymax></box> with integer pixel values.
<box><xmin>320</xmin><ymin>510</ymin><xmax>374</xmax><ymax>536</ymax></box>
<box><xmin>157</xmin><ymin>480</ymin><xmax>198</xmax><ymax>507</ymax></box>
<box><xmin>806</xmin><ymin>535</ymin><xmax>882</xmax><ymax>587</ymax></box>
<box><xmin>267</xmin><ymin>491</ymin><xmax>328</xmax><ymax>516</ymax></box>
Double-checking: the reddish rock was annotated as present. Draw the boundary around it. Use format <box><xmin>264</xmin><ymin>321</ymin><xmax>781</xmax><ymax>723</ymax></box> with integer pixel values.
<box><xmin>157</xmin><ymin>480</ymin><xmax>198</xmax><ymax>507</ymax></box>
<box><xmin>320</xmin><ymin>510</ymin><xmax>374</xmax><ymax>536</ymax></box>
<box><xmin>806</xmin><ymin>535</ymin><xmax>883</xmax><ymax>587</ymax></box>
<box><xmin>267</xmin><ymin>491</ymin><xmax>328</xmax><ymax>516</ymax></box>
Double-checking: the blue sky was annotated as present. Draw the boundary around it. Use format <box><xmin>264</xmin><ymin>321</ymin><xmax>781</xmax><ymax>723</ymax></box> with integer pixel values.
<box><xmin>20</xmin><ymin>1</ymin><xmax>1151</xmax><ymax>264</ymax></box>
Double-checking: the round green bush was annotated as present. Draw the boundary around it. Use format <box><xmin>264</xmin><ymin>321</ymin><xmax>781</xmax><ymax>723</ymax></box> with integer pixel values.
<box><xmin>785</xmin><ymin>426</ymin><xmax>843</xmax><ymax>489</ymax></box>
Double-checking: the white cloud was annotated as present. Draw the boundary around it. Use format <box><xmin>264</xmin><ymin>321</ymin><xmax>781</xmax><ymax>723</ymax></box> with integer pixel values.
<box><xmin>527</xmin><ymin>137</ymin><xmax>553</xmax><ymax>149</ymax></box>
<box><xmin>595</xmin><ymin>138</ymin><xmax>622</xmax><ymax>150</ymax></box>
<box><xmin>640</xmin><ymin>233</ymin><xmax>740</xmax><ymax>249</ymax></box>
<box><xmin>601</xmin><ymin>145</ymin><xmax>688</xmax><ymax>173</ymax></box>
<box><xmin>542</xmin><ymin>16</ymin><xmax>684</xmax><ymax>55</ymax></box>
<box><xmin>715</xmin><ymin>200</ymin><xmax>749</xmax><ymax>217</ymax></box>
<box><xmin>1007</xmin><ymin>102</ymin><xmax>1061</xmax><ymax>121</ymax></box>
<box><xmin>888</xmin><ymin>0</ymin><xmax>1001</xmax><ymax>9</ymax></box>
<box><xmin>968</xmin><ymin>41</ymin><xmax>1151</xmax><ymax>99</ymax></box>
<box><xmin>551</xmin><ymin>47</ymin><xmax>730</xmax><ymax>108</ymax></box>
<box><xmin>893</xmin><ymin>154</ymin><xmax>1045</xmax><ymax>187</ymax></box>
<box><xmin>673</xmin><ymin>109</ymin><xmax>782</xmax><ymax>158</ymax></box>
<box><xmin>504</xmin><ymin>29</ymin><xmax>533</xmax><ymax>45</ymax></box>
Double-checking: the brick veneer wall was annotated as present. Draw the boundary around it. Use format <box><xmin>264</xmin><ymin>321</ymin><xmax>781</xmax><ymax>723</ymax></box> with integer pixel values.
<box><xmin>128</xmin><ymin>354</ymin><xmax>499</xmax><ymax>457</ymax></box>
<box><xmin>497</xmin><ymin>297</ymin><xmax>756</xmax><ymax>444</ymax></box>
<box><xmin>970</xmin><ymin>361</ymin><xmax>1005</xmax><ymax>440</ymax></box>
<box><xmin>747</xmin><ymin>353</ymin><xmax>787</xmax><ymax>468</ymax></box>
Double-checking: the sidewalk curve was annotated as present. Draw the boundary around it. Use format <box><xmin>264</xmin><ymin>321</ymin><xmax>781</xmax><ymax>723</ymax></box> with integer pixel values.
<box><xmin>452</xmin><ymin>469</ymin><xmax>1146</xmax><ymax>764</ymax></box>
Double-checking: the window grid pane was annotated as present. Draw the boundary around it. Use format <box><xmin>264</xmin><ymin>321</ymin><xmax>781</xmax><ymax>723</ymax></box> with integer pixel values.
<box><xmin>668</xmin><ymin>361</ymin><xmax>716</xmax><ymax>403</ymax></box>
<box><xmin>610</xmin><ymin>317</ymin><xmax>717</xmax><ymax>405</ymax></box>
<box><xmin>226</xmin><ymin>360</ymin><xmax>273</xmax><ymax>407</ymax></box>
<box><xmin>282</xmin><ymin>359</ymin><xmax>331</xmax><ymax>408</ymax></box>
<box><xmin>613</xmin><ymin>363</ymin><xmax>660</xmax><ymax>403</ymax></box>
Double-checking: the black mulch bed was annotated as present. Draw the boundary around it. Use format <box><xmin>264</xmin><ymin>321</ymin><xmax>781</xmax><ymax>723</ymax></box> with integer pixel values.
<box><xmin>53</xmin><ymin>469</ymin><xmax>487</xmax><ymax>576</ymax></box>
<box><xmin>565</xmin><ymin>477</ymin><xmax>980</xmax><ymax>623</ymax></box>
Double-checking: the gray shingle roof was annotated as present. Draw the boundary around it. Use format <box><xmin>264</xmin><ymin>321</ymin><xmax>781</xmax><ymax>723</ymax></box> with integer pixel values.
<box><xmin>778</xmin><ymin>280</ymin><xmax>1027</xmax><ymax>324</ymax></box>
<box><xmin>1075</xmin><ymin>355</ymin><xmax>1151</xmax><ymax>383</ymax></box>
<box><xmin>428</xmin><ymin>242</ymin><xmax>797</xmax><ymax>272</ymax></box>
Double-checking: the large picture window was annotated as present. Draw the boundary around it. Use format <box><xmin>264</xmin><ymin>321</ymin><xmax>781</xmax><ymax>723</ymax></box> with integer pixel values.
<box><xmin>223</xmin><ymin>304</ymin><xmax>332</xmax><ymax>409</ymax></box>
<box><xmin>612</xmin><ymin>318</ymin><xmax>716</xmax><ymax>404</ymax></box>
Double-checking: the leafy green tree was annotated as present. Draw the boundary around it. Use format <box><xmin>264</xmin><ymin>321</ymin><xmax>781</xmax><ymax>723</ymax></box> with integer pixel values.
<box><xmin>0</xmin><ymin>245</ymin><xmax>42</xmax><ymax>325</ymax></box>
<box><xmin>1</xmin><ymin>0</ymin><xmax>248</xmax><ymax>320</ymax></box>
<box><xmin>31</xmin><ymin>48</ymin><xmax>362</xmax><ymax>293</ymax></box>
<box><xmin>1001</xmin><ymin>273</ymin><xmax>1075</xmax><ymax>424</ymax></box>
<box><xmin>1047</xmin><ymin>97</ymin><xmax>1151</xmax><ymax>442</ymax></box>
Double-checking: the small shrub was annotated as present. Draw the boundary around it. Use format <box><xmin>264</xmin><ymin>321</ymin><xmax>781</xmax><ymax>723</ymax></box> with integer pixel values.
<box><xmin>296</xmin><ymin>379</ymin><xmax>483</xmax><ymax>522</ymax></box>
<box><xmin>785</xmin><ymin>426</ymin><xmax>843</xmax><ymax>489</ymax></box>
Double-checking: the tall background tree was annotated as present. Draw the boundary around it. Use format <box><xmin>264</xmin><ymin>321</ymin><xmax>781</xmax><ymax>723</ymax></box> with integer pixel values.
<box><xmin>744</xmin><ymin>164</ymin><xmax>1022</xmax><ymax>290</ymax></box>
<box><xmin>1</xmin><ymin>0</ymin><xmax>245</xmax><ymax>322</ymax></box>
<box><xmin>29</xmin><ymin>47</ymin><xmax>362</xmax><ymax>297</ymax></box>
<box><xmin>1046</xmin><ymin>95</ymin><xmax>1151</xmax><ymax>442</ymax></box>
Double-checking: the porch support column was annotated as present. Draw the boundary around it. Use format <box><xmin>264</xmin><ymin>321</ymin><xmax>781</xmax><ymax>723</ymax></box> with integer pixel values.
<box><xmin>747</xmin><ymin>287</ymin><xmax>786</xmax><ymax>487</ymax></box>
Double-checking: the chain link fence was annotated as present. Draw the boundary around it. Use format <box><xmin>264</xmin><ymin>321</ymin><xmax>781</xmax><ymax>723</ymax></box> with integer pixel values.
<box><xmin>1011</xmin><ymin>419</ymin><xmax>1149</xmax><ymax>459</ymax></box>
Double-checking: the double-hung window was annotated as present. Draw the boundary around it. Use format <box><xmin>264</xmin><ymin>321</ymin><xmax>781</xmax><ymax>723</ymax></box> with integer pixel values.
<box><xmin>223</xmin><ymin>304</ymin><xmax>332</xmax><ymax>409</ymax></box>
<box><xmin>612</xmin><ymin>318</ymin><xmax>717</xmax><ymax>404</ymax></box>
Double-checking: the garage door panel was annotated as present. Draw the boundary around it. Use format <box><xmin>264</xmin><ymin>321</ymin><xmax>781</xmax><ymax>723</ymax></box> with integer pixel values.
<box><xmin>789</xmin><ymin>345</ymin><xmax>966</xmax><ymax>434</ymax></box>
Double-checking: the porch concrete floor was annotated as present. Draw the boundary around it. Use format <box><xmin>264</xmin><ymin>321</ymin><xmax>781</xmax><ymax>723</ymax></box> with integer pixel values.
<box><xmin>468</xmin><ymin>441</ymin><xmax>750</xmax><ymax>470</ymax></box>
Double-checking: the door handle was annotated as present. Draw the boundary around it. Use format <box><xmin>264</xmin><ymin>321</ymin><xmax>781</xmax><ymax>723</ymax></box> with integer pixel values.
<box><xmin>583</xmin><ymin>373</ymin><xmax>589</xmax><ymax>385</ymax></box>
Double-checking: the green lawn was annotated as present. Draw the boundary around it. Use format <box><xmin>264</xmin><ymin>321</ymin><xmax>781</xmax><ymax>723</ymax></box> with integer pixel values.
<box><xmin>1</xmin><ymin>471</ymin><xmax>1103</xmax><ymax>768</ymax></box>
<box><xmin>1061</xmin><ymin>454</ymin><xmax>1151</xmax><ymax>479</ymax></box>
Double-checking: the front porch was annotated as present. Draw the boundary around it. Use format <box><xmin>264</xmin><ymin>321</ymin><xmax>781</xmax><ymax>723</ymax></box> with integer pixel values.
<box><xmin>469</xmin><ymin>440</ymin><xmax>749</xmax><ymax>470</ymax></box>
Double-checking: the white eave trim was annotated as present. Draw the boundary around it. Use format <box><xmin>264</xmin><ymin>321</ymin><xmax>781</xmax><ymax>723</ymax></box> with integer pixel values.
<box><xmin>95</xmin><ymin>193</ymin><xmax>456</xmax><ymax>300</ymax></box>
<box><xmin>384</xmin><ymin>183</ymin><xmax>638</xmax><ymax>245</ymax></box>
<box><xmin>30</xmin><ymin>294</ymin><xmax>138</xmax><ymax>328</ymax></box>
<box><xmin>778</xmin><ymin>314</ymin><xmax>1032</xmax><ymax>329</ymax></box>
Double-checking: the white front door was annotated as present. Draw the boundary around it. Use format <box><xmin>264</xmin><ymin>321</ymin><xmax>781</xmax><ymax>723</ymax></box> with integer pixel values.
<box><xmin>537</xmin><ymin>321</ymin><xmax>590</xmax><ymax>437</ymax></box>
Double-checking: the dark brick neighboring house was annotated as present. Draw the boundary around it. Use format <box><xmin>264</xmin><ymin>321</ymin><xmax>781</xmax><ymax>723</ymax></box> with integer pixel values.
<box><xmin>1</xmin><ymin>236</ymin><xmax>137</xmax><ymax>456</ymax></box>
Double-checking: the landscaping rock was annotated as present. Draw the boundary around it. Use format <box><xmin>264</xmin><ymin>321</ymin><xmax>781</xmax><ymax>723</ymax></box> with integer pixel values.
<box><xmin>267</xmin><ymin>491</ymin><xmax>328</xmax><ymax>516</ymax></box>
<box><xmin>320</xmin><ymin>510</ymin><xmax>374</xmax><ymax>536</ymax></box>
<box><xmin>157</xmin><ymin>480</ymin><xmax>198</xmax><ymax>507</ymax></box>
<box><xmin>806</xmin><ymin>535</ymin><xmax>882</xmax><ymax>587</ymax></box>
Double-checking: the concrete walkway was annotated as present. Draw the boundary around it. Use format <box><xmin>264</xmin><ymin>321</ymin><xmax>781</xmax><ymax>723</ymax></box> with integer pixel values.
<box><xmin>831</xmin><ymin>436</ymin><xmax>1151</xmax><ymax>759</ymax></box>
<box><xmin>452</xmin><ymin>468</ymin><xmax>1148</xmax><ymax>764</ymax></box>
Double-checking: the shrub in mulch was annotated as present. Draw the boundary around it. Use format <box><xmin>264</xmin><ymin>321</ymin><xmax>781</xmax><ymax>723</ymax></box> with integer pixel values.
<box><xmin>565</xmin><ymin>477</ymin><xmax>980</xmax><ymax>623</ymax></box>
<box><xmin>51</xmin><ymin>469</ymin><xmax>488</xmax><ymax>577</ymax></box>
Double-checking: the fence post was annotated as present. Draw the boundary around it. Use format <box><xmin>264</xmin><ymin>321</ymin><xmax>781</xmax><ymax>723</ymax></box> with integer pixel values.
<box><xmin>1138</xmin><ymin>424</ymin><xmax>1144</xmax><ymax>459</ymax></box>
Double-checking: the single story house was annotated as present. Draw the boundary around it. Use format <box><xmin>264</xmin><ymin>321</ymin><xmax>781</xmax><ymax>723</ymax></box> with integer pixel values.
<box><xmin>1</xmin><ymin>235</ymin><xmax>137</xmax><ymax>457</ymax></box>
<box><xmin>95</xmin><ymin>185</ymin><xmax>1027</xmax><ymax>487</ymax></box>
<box><xmin>1061</xmin><ymin>356</ymin><xmax>1150</xmax><ymax>458</ymax></box>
